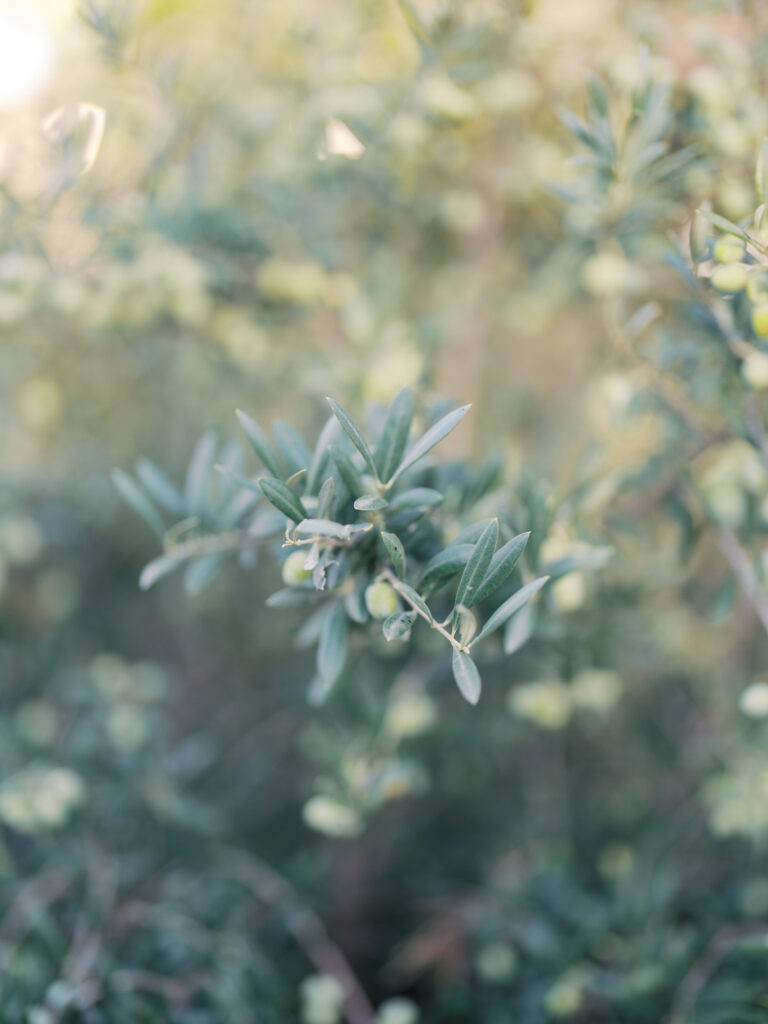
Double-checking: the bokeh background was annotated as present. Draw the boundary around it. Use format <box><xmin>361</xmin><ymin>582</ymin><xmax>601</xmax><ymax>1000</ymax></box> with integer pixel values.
<box><xmin>4</xmin><ymin>0</ymin><xmax>768</xmax><ymax>1021</ymax></box>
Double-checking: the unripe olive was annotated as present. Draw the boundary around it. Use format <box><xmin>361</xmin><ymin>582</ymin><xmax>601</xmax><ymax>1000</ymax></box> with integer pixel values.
<box><xmin>742</xmin><ymin>349</ymin><xmax>768</xmax><ymax>389</ymax></box>
<box><xmin>364</xmin><ymin>581</ymin><xmax>398</xmax><ymax>619</ymax></box>
<box><xmin>713</xmin><ymin>234</ymin><xmax>746</xmax><ymax>263</ymax></box>
<box><xmin>282</xmin><ymin>550</ymin><xmax>312</xmax><ymax>586</ymax></box>
<box><xmin>752</xmin><ymin>303</ymin><xmax>768</xmax><ymax>337</ymax></box>
<box><xmin>711</xmin><ymin>263</ymin><xmax>747</xmax><ymax>292</ymax></box>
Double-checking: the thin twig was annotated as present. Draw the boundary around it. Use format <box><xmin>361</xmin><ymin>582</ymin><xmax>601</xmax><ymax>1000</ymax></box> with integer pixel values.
<box><xmin>667</xmin><ymin>924</ymin><xmax>768</xmax><ymax>1024</ymax></box>
<box><xmin>219</xmin><ymin>849</ymin><xmax>376</xmax><ymax>1024</ymax></box>
<box><xmin>381</xmin><ymin>569</ymin><xmax>467</xmax><ymax>652</ymax></box>
<box><xmin>716</xmin><ymin>527</ymin><xmax>768</xmax><ymax>636</ymax></box>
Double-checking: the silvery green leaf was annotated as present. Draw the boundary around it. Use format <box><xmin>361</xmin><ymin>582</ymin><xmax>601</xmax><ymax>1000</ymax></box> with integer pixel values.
<box><xmin>136</xmin><ymin>458</ymin><xmax>184</xmax><ymax>517</ymax></box>
<box><xmin>381</xmin><ymin>531</ymin><xmax>406</xmax><ymax>578</ymax></box>
<box><xmin>472</xmin><ymin>576</ymin><xmax>549</xmax><ymax>645</ymax></box>
<box><xmin>503</xmin><ymin>603</ymin><xmax>536</xmax><ymax>655</ymax></box>
<box><xmin>375</xmin><ymin>387</ymin><xmax>414</xmax><ymax>482</ymax></box>
<box><xmin>420</xmin><ymin>545</ymin><xmax>473</xmax><ymax>588</ymax></box>
<box><xmin>184</xmin><ymin>432</ymin><xmax>217</xmax><ymax>517</ymax></box>
<box><xmin>272</xmin><ymin>421</ymin><xmax>311</xmax><ymax>476</ymax></box>
<box><xmin>383</xmin><ymin>610</ymin><xmax>417</xmax><ymax>641</ymax></box>
<box><xmin>697</xmin><ymin>209</ymin><xmax>750</xmax><ymax>243</ymax></box>
<box><xmin>454</xmin><ymin>604</ymin><xmax>478</xmax><ymax>645</ymax></box>
<box><xmin>266</xmin><ymin>588</ymin><xmax>315</xmax><ymax>608</ymax></box>
<box><xmin>326</xmin><ymin>398</ymin><xmax>378</xmax><ymax>478</ymax></box>
<box><xmin>112</xmin><ymin>470</ymin><xmax>165</xmax><ymax>539</ymax></box>
<box><xmin>317</xmin><ymin>602</ymin><xmax>348</xmax><ymax>688</ymax></box>
<box><xmin>305</xmin><ymin>415</ymin><xmax>340</xmax><ymax>495</ymax></box>
<box><xmin>184</xmin><ymin>555</ymin><xmax>222</xmax><ymax>595</ymax></box>
<box><xmin>354</xmin><ymin>495</ymin><xmax>388</xmax><ymax>511</ymax></box>
<box><xmin>316</xmin><ymin>477</ymin><xmax>336</xmax><ymax>519</ymax></box>
<box><xmin>388</xmin><ymin>404</ymin><xmax>471</xmax><ymax>484</ymax></box>
<box><xmin>258</xmin><ymin>476</ymin><xmax>307</xmax><ymax>523</ymax></box>
<box><xmin>236</xmin><ymin>410</ymin><xmax>283</xmax><ymax>477</ymax></box>
<box><xmin>139</xmin><ymin>552</ymin><xmax>184</xmax><ymax>590</ymax></box>
<box><xmin>330</xmin><ymin>445</ymin><xmax>365</xmax><ymax>497</ymax></box>
<box><xmin>387</xmin><ymin>488</ymin><xmax>443</xmax><ymax>512</ymax></box>
<box><xmin>455</xmin><ymin>519</ymin><xmax>498</xmax><ymax>610</ymax></box>
<box><xmin>452</xmin><ymin>648</ymin><xmax>481</xmax><ymax>705</ymax></box>
<box><xmin>473</xmin><ymin>532</ymin><xmax>529</xmax><ymax>604</ymax></box>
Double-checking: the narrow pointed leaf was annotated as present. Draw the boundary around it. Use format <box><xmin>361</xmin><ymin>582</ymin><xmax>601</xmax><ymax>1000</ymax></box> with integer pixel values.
<box><xmin>354</xmin><ymin>495</ymin><xmax>388</xmax><ymax>511</ymax></box>
<box><xmin>236</xmin><ymin>410</ymin><xmax>283</xmax><ymax>477</ymax></box>
<box><xmin>381</xmin><ymin>531</ymin><xmax>406</xmax><ymax>578</ymax></box>
<box><xmin>258</xmin><ymin>476</ymin><xmax>307</xmax><ymax>523</ymax></box>
<box><xmin>305</xmin><ymin>415</ymin><xmax>340</xmax><ymax>495</ymax></box>
<box><xmin>420</xmin><ymin>544</ymin><xmax>473</xmax><ymax>588</ymax></box>
<box><xmin>136</xmin><ymin>458</ymin><xmax>184</xmax><ymax>517</ymax></box>
<box><xmin>472</xmin><ymin>576</ymin><xmax>549</xmax><ymax>645</ymax></box>
<box><xmin>112</xmin><ymin>470</ymin><xmax>165</xmax><ymax>539</ymax></box>
<box><xmin>184</xmin><ymin>433</ymin><xmax>217</xmax><ymax>517</ymax></box>
<box><xmin>375</xmin><ymin>387</ymin><xmax>414</xmax><ymax>482</ymax></box>
<box><xmin>316</xmin><ymin>477</ymin><xmax>336</xmax><ymax>519</ymax></box>
<box><xmin>383</xmin><ymin>610</ymin><xmax>417</xmax><ymax>641</ymax></box>
<box><xmin>294</xmin><ymin>518</ymin><xmax>348</xmax><ymax>539</ymax></box>
<box><xmin>388</xmin><ymin>404</ymin><xmax>471</xmax><ymax>484</ymax></box>
<box><xmin>139</xmin><ymin>552</ymin><xmax>184</xmax><ymax>590</ymax></box>
<box><xmin>317</xmin><ymin>602</ymin><xmax>348</xmax><ymax>687</ymax></box>
<box><xmin>455</xmin><ymin>520</ymin><xmax>498</xmax><ymax>610</ymax></box>
<box><xmin>272</xmin><ymin>421</ymin><xmax>311</xmax><ymax>476</ymax></box>
<box><xmin>452</xmin><ymin>649</ymin><xmax>481</xmax><ymax>705</ymax></box>
<box><xmin>330</xmin><ymin>445</ymin><xmax>365</xmax><ymax>497</ymax></box>
<box><xmin>697</xmin><ymin>209</ymin><xmax>750</xmax><ymax>243</ymax></box>
<box><xmin>327</xmin><ymin>398</ymin><xmax>378</xmax><ymax>477</ymax></box>
<box><xmin>454</xmin><ymin>604</ymin><xmax>478</xmax><ymax>645</ymax></box>
<box><xmin>184</xmin><ymin>555</ymin><xmax>222</xmax><ymax>595</ymax></box>
<box><xmin>473</xmin><ymin>532</ymin><xmax>529</xmax><ymax>604</ymax></box>
<box><xmin>503</xmin><ymin>603</ymin><xmax>536</xmax><ymax>655</ymax></box>
<box><xmin>387</xmin><ymin>488</ymin><xmax>443</xmax><ymax>512</ymax></box>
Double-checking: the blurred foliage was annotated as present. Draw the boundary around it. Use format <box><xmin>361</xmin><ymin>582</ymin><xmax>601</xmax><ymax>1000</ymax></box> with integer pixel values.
<box><xmin>5</xmin><ymin>0</ymin><xmax>768</xmax><ymax>1021</ymax></box>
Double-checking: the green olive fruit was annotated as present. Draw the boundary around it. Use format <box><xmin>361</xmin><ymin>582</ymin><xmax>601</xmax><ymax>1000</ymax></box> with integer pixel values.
<box><xmin>282</xmin><ymin>550</ymin><xmax>312</xmax><ymax>586</ymax></box>
<box><xmin>711</xmin><ymin>264</ymin><xmax>747</xmax><ymax>292</ymax></box>
<box><xmin>713</xmin><ymin>234</ymin><xmax>746</xmax><ymax>263</ymax></box>
<box><xmin>364</xmin><ymin>581</ymin><xmax>398</xmax><ymax>619</ymax></box>
<box><xmin>752</xmin><ymin>303</ymin><xmax>768</xmax><ymax>337</ymax></box>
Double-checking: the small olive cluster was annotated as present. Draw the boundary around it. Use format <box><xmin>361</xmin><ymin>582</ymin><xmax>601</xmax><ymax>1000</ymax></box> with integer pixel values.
<box><xmin>116</xmin><ymin>390</ymin><xmax>548</xmax><ymax>706</ymax></box>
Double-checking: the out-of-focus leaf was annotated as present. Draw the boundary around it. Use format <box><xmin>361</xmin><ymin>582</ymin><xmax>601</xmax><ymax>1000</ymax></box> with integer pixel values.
<box><xmin>472</xmin><ymin>576</ymin><xmax>549</xmax><ymax>644</ymax></box>
<box><xmin>236</xmin><ymin>410</ymin><xmax>283</xmax><ymax>477</ymax></box>
<box><xmin>327</xmin><ymin>398</ymin><xmax>378</xmax><ymax>477</ymax></box>
<box><xmin>185</xmin><ymin>432</ymin><xmax>218</xmax><ymax>518</ymax></box>
<box><xmin>455</xmin><ymin>519</ymin><xmax>498</xmax><ymax>609</ymax></box>
<box><xmin>375</xmin><ymin>387</ymin><xmax>414</xmax><ymax>482</ymax></box>
<box><xmin>112</xmin><ymin>470</ymin><xmax>165</xmax><ymax>539</ymax></box>
<box><xmin>452</xmin><ymin>648</ymin><xmax>481</xmax><ymax>705</ymax></box>
<box><xmin>388</xmin><ymin>404</ymin><xmax>471</xmax><ymax>484</ymax></box>
<box><xmin>258</xmin><ymin>476</ymin><xmax>306</xmax><ymax>523</ymax></box>
<box><xmin>272</xmin><ymin>421</ymin><xmax>311</xmax><ymax>476</ymax></box>
<box><xmin>317</xmin><ymin>602</ymin><xmax>348</xmax><ymax>690</ymax></box>
<box><xmin>136</xmin><ymin>458</ymin><xmax>185</xmax><ymax>517</ymax></box>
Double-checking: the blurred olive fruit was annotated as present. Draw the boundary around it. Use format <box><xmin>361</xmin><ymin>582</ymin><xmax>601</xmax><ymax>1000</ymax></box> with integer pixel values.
<box><xmin>365</xmin><ymin>581</ymin><xmax>398</xmax><ymax>619</ymax></box>
<box><xmin>713</xmin><ymin>234</ymin><xmax>746</xmax><ymax>263</ymax></box>
<box><xmin>282</xmin><ymin>550</ymin><xmax>312</xmax><ymax>586</ymax></box>
<box><xmin>711</xmin><ymin>263</ymin><xmax>747</xmax><ymax>292</ymax></box>
<box><xmin>751</xmin><ymin>303</ymin><xmax>768</xmax><ymax>336</ymax></box>
<box><xmin>742</xmin><ymin>349</ymin><xmax>768</xmax><ymax>389</ymax></box>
